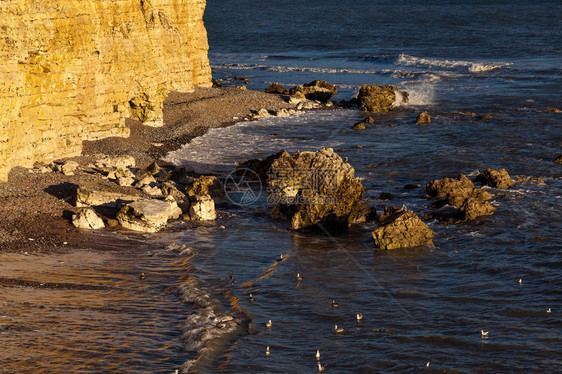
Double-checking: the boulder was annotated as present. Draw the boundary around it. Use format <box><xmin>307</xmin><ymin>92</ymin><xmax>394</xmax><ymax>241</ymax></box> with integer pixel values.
<box><xmin>72</xmin><ymin>208</ymin><xmax>105</xmax><ymax>229</ymax></box>
<box><xmin>351</xmin><ymin>121</ymin><xmax>366</xmax><ymax>130</ymax></box>
<box><xmin>415</xmin><ymin>112</ymin><xmax>431</xmax><ymax>124</ymax></box>
<box><xmin>426</xmin><ymin>174</ymin><xmax>474</xmax><ymax>198</ymax></box>
<box><xmin>288</xmin><ymin>80</ymin><xmax>337</xmax><ymax>103</ymax></box>
<box><xmin>116</xmin><ymin>199</ymin><xmax>182</xmax><ymax>232</ymax></box>
<box><xmin>356</xmin><ymin>85</ymin><xmax>408</xmax><ymax>112</ymax></box>
<box><xmin>476</xmin><ymin>168</ymin><xmax>514</xmax><ymax>189</ymax></box>
<box><xmin>76</xmin><ymin>187</ymin><xmax>139</xmax><ymax>208</ymax></box>
<box><xmin>372</xmin><ymin>207</ymin><xmax>434</xmax><ymax>249</ymax></box>
<box><xmin>61</xmin><ymin>160</ymin><xmax>79</xmax><ymax>176</ymax></box>
<box><xmin>186</xmin><ymin>175</ymin><xmax>226</xmax><ymax>206</ymax></box>
<box><xmin>265</xmin><ymin>83</ymin><xmax>289</xmax><ymax>95</ymax></box>
<box><xmin>189</xmin><ymin>195</ymin><xmax>217</xmax><ymax>221</ymax></box>
<box><xmin>426</xmin><ymin>175</ymin><xmax>495</xmax><ymax>221</ymax></box>
<box><xmin>267</xmin><ymin>148</ymin><xmax>368</xmax><ymax>230</ymax></box>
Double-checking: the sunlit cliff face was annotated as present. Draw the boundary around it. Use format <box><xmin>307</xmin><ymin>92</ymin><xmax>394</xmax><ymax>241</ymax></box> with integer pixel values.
<box><xmin>0</xmin><ymin>0</ymin><xmax>211</xmax><ymax>182</ymax></box>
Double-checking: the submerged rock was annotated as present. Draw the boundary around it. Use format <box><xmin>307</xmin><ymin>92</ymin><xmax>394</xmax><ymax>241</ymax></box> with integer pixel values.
<box><xmin>476</xmin><ymin>168</ymin><xmax>514</xmax><ymax>189</ymax></box>
<box><xmin>554</xmin><ymin>154</ymin><xmax>562</xmax><ymax>164</ymax></box>
<box><xmin>117</xmin><ymin>199</ymin><xmax>182</xmax><ymax>232</ymax></box>
<box><xmin>266</xmin><ymin>147</ymin><xmax>368</xmax><ymax>230</ymax></box>
<box><xmin>351</xmin><ymin>121</ymin><xmax>366</xmax><ymax>130</ymax></box>
<box><xmin>372</xmin><ymin>207</ymin><xmax>434</xmax><ymax>249</ymax></box>
<box><xmin>356</xmin><ymin>85</ymin><xmax>408</xmax><ymax>112</ymax></box>
<box><xmin>72</xmin><ymin>208</ymin><xmax>105</xmax><ymax>229</ymax></box>
<box><xmin>415</xmin><ymin>112</ymin><xmax>431</xmax><ymax>124</ymax></box>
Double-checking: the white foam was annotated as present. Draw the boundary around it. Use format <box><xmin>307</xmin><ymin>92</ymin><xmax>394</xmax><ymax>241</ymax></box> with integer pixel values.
<box><xmin>400</xmin><ymin>83</ymin><xmax>436</xmax><ymax>106</ymax></box>
<box><xmin>396</xmin><ymin>54</ymin><xmax>511</xmax><ymax>73</ymax></box>
<box><xmin>211</xmin><ymin>63</ymin><xmax>382</xmax><ymax>75</ymax></box>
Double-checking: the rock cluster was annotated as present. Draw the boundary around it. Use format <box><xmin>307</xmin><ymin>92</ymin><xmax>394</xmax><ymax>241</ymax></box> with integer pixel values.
<box><xmin>426</xmin><ymin>174</ymin><xmax>495</xmax><ymax>221</ymax></box>
<box><xmin>72</xmin><ymin>155</ymin><xmax>222</xmax><ymax>232</ymax></box>
<box><xmin>265</xmin><ymin>80</ymin><xmax>337</xmax><ymax>103</ymax></box>
<box><xmin>265</xmin><ymin>148</ymin><xmax>368</xmax><ymax>230</ymax></box>
<box><xmin>371</xmin><ymin>207</ymin><xmax>435</xmax><ymax>249</ymax></box>
<box><xmin>476</xmin><ymin>168</ymin><xmax>514</xmax><ymax>189</ymax></box>
<box><xmin>356</xmin><ymin>85</ymin><xmax>409</xmax><ymax>112</ymax></box>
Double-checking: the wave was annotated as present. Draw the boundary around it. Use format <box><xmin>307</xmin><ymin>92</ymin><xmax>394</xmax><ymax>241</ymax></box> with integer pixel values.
<box><xmin>211</xmin><ymin>63</ymin><xmax>383</xmax><ymax>75</ymax></box>
<box><xmin>396</xmin><ymin>53</ymin><xmax>511</xmax><ymax>73</ymax></box>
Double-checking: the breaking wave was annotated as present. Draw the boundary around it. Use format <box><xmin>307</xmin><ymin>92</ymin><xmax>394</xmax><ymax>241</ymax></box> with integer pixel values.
<box><xmin>396</xmin><ymin>53</ymin><xmax>511</xmax><ymax>73</ymax></box>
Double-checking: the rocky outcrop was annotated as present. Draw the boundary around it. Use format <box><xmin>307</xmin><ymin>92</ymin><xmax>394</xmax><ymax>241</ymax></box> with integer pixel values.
<box><xmin>476</xmin><ymin>168</ymin><xmax>515</xmax><ymax>189</ymax></box>
<box><xmin>72</xmin><ymin>208</ymin><xmax>105</xmax><ymax>229</ymax></box>
<box><xmin>265</xmin><ymin>80</ymin><xmax>337</xmax><ymax>103</ymax></box>
<box><xmin>0</xmin><ymin>0</ymin><xmax>212</xmax><ymax>181</ymax></box>
<box><xmin>356</xmin><ymin>85</ymin><xmax>408</xmax><ymax>112</ymax></box>
<box><xmin>372</xmin><ymin>207</ymin><xmax>434</xmax><ymax>249</ymax></box>
<box><xmin>415</xmin><ymin>112</ymin><xmax>431</xmax><ymax>124</ymax></box>
<box><xmin>117</xmin><ymin>198</ymin><xmax>182</xmax><ymax>232</ymax></box>
<box><xmin>426</xmin><ymin>174</ymin><xmax>495</xmax><ymax>221</ymax></box>
<box><xmin>266</xmin><ymin>148</ymin><xmax>368</xmax><ymax>230</ymax></box>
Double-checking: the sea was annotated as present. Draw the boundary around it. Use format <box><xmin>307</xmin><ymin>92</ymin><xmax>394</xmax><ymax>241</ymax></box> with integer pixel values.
<box><xmin>1</xmin><ymin>0</ymin><xmax>560</xmax><ymax>373</ymax></box>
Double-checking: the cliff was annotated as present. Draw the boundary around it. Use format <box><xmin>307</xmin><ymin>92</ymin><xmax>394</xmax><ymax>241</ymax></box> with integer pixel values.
<box><xmin>0</xmin><ymin>0</ymin><xmax>212</xmax><ymax>181</ymax></box>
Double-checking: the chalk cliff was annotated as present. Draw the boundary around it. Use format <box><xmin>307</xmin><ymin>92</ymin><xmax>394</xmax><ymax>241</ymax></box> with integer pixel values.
<box><xmin>0</xmin><ymin>0</ymin><xmax>211</xmax><ymax>181</ymax></box>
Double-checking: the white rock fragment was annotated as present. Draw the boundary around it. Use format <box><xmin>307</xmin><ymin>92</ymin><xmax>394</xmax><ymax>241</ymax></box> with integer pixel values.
<box><xmin>72</xmin><ymin>208</ymin><xmax>105</xmax><ymax>229</ymax></box>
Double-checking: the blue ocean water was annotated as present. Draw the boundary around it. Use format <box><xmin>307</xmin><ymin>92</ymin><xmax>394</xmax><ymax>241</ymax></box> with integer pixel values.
<box><xmin>163</xmin><ymin>1</ymin><xmax>562</xmax><ymax>372</ymax></box>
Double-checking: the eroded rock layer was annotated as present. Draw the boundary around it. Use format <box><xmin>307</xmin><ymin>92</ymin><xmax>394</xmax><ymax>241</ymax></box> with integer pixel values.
<box><xmin>0</xmin><ymin>0</ymin><xmax>211</xmax><ymax>181</ymax></box>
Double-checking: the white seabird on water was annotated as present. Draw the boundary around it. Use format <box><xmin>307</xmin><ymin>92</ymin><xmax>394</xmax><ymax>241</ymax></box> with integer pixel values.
<box><xmin>318</xmin><ymin>362</ymin><xmax>325</xmax><ymax>371</ymax></box>
<box><xmin>356</xmin><ymin>313</ymin><xmax>363</xmax><ymax>321</ymax></box>
<box><xmin>334</xmin><ymin>324</ymin><xmax>344</xmax><ymax>333</ymax></box>
<box><xmin>315</xmin><ymin>349</ymin><xmax>320</xmax><ymax>360</ymax></box>
<box><xmin>265</xmin><ymin>320</ymin><xmax>272</xmax><ymax>328</ymax></box>
<box><xmin>481</xmin><ymin>330</ymin><xmax>489</xmax><ymax>337</ymax></box>
<box><xmin>265</xmin><ymin>346</ymin><xmax>270</xmax><ymax>356</ymax></box>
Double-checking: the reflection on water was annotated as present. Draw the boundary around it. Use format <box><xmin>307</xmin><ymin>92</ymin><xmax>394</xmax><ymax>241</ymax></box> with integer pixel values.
<box><xmin>0</xmin><ymin>240</ymin><xmax>190</xmax><ymax>374</ymax></box>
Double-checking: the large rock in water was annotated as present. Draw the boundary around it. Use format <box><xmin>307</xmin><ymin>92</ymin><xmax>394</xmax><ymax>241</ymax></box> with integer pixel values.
<box><xmin>426</xmin><ymin>174</ymin><xmax>495</xmax><ymax>221</ymax></box>
<box><xmin>476</xmin><ymin>168</ymin><xmax>514</xmax><ymax>189</ymax></box>
<box><xmin>267</xmin><ymin>148</ymin><xmax>368</xmax><ymax>230</ymax></box>
<box><xmin>356</xmin><ymin>85</ymin><xmax>408</xmax><ymax>112</ymax></box>
<box><xmin>117</xmin><ymin>199</ymin><xmax>182</xmax><ymax>233</ymax></box>
<box><xmin>372</xmin><ymin>207</ymin><xmax>434</xmax><ymax>249</ymax></box>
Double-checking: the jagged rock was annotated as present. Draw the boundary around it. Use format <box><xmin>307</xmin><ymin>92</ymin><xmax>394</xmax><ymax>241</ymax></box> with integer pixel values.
<box><xmin>357</xmin><ymin>85</ymin><xmax>408</xmax><ymax>112</ymax></box>
<box><xmin>117</xmin><ymin>199</ymin><xmax>182</xmax><ymax>233</ymax></box>
<box><xmin>351</xmin><ymin>121</ymin><xmax>366</xmax><ymax>130</ymax></box>
<box><xmin>189</xmin><ymin>195</ymin><xmax>217</xmax><ymax>221</ymax></box>
<box><xmin>415</xmin><ymin>112</ymin><xmax>431</xmax><ymax>124</ymax></box>
<box><xmin>186</xmin><ymin>175</ymin><xmax>227</xmax><ymax>206</ymax></box>
<box><xmin>265</xmin><ymin>83</ymin><xmax>289</xmax><ymax>94</ymax></box>
<box><xmin>267</xmin><ymin>147</ymin><xmax>368</xmax><ymax>230</ymax></box>
<box><xmin>61</xmin><ymin>161</ymin><xmax>79</xmax><ymax>176</ymax></box>
<box><xmin>144</xmin><ymin>162</ymin><xmax>160</xmax><ymax>176</ymax></box>
<box><xmin>142</xmin><ymin>185</ymin><xmax>163</xmax><ymax>196</ymax></box>
<box><xmin>426</xmin><ymin>174</ymin><xmax>474</xmax><ymax>198</ymax></box>
<box><xmin>476</xmin><ymin>168</ymin><xmax>514</xmax><ymax>189</ymax></box>
<box><xmin>117</xmin><ymin>177</ymin><xmax>135</xmax><ymax>187</ymax></box>
<box><xmin>108</xmin><ymin>167</ymin><xmax>135</xmax><ymax>180</ymax></box>
<box><xmin>72</xmin><ymin>208</ymin><xmax>105</xmax><ymax>229</ymax></box>
<box><xmin>288</xmin><ymin>80</ymin><xmax>337</xmax><ymax>103</ymax></box>
<box><xmin>458</xmin><ymin>196</ymin><xmax>495</xmax><ymax>221</ymax></box>
<box><xmin>372</xmin><ymin>207</ymin><xmax>434</xmax><ymax>249</ymax></box>
<box><xmin>515</xmin><ymin>176</ymin><xmax>545</xmax><ymax>184</ymax></box>
<box><xmin>96</xmin><ymin>155</ymin><xmax>136</xmax><ymax>169</ymax></box>
<box><xmin>426</xmin><ymin>175</ymin><xmax>495</xmax><ymax>221</ymax></box>
<box><xmin>255</xmin><ymin>108</ymin><xmax>271</xmax><ymax>118</ymax></box>
<box><xmin>76</xmin><ymin>187</ymin><xmax>139</xmax><ymax>208</ymax></box>
<box><xmin>554</xmin><ymin>154</ymin><xmax>562</xmax><ymax>164</ymax></box>
<box><xmin>162</xmin><ymin>182</ymin><xmax>190</xmax><ymax>211</ymax></box>
<box><xmin>135</xmin><ymin>175</ymin><xmax>157</xmax><ymax>188</ymax></box>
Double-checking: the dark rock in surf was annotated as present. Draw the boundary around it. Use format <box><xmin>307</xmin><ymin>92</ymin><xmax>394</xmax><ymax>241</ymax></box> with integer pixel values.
<box><xmin>476</xmin><ymin>168</ymin><xmax>515</xmax><ymax>189</ymax></box>
<box><xmin>554</xmin><ymin>154</ymin><xmax>562</xmax><ymax>164</ymax></box>
<box><xmin>415</xmin><ymin>112</ymin><xmax>431</xmax><ymax>124</ymax></box>
<box><xmin>265</xmin><ymin>83</ymin><xmax>289</xmax><ymax>95</ymax></box>
<box><xmin>356</xmin><ymin>84</ymin><xmax>408</xmax><ymax>112</ymax></box>
<box><xmin>372</xmin><ymin>207</ymin><xmax>435</xmax><ymax>249</ymax></box>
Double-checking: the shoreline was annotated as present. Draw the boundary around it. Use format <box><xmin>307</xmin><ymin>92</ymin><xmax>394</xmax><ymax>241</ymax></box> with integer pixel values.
<box><xmin>0</xmin><ymin>86</ymin><xmax>317</xmax><ymax>254</ymax></box>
